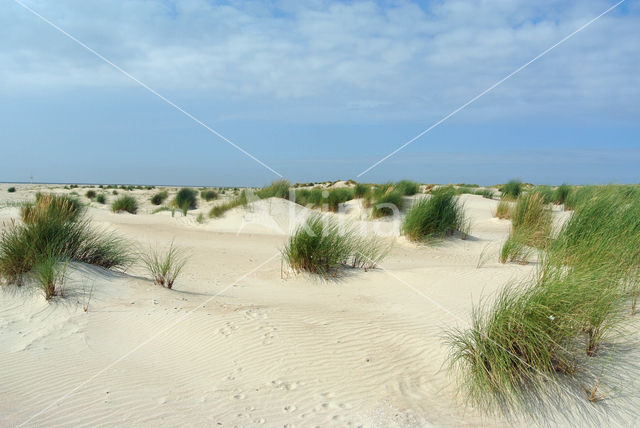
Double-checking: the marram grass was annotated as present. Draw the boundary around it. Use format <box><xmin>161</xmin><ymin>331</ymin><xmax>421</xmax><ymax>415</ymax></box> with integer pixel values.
<box><xmin>282</xmin><ymin>213</ymin><xmax>390</xmax><ymax>277</ymax></box>
<box><xmin>402</xmin><ymin>190</ymin><xmax>467</xmax><ymax>241</ymax></box>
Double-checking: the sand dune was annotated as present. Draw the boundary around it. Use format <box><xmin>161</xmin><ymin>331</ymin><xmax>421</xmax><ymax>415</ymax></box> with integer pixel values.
<box><xmin>1</xmin><ymin>185</ymin><xmax>634</xmax><ymax>427</ymax></box>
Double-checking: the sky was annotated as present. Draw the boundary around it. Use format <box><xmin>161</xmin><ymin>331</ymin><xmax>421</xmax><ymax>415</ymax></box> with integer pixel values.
<box><xmin>1</xmin><ymin>0</ymin><xmax>639</xmax><ymax>186</ymax></box>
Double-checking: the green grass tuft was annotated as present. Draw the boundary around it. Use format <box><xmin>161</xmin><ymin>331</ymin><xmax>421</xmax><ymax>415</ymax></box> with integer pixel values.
<box><xmin>200</xmin><ymin>189</ymin><xmax>218</xmax><ymax>201</ymax></box>
<box><xmin>7</xmin><ymin>187</ymin><xmax>16</xmax><ymax>193</ymax></box>
<box><xmin>140</xmin><ymin>241</ymin><xmax>188</xmax><ymax>289</ymax></box>
<box><xmin>111</xmin><ymin>195</ymin><xmax>138</xmax><ymax>214</ymax></box>
<box><xmin>402</xmin><ymin>190</ymin><xmax>467</xmax><ymax>241</ymax></box>
<box><xmin>174</xmin><ymin>188</ymin><xmax>198</xmax><ymax>211</ymax></box>
<box><xmin>150</xmin><ymin>190</ymin><xmax>168</xmax><ymax>205</ymax></box>
<box><xmin>500</xmin><ymin>179</ymin><xmax>522</xmax><ymax>200</ymax></box>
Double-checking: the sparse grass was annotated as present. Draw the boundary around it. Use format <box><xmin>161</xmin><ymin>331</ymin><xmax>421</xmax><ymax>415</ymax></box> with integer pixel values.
<box><xmin>282</xmin><ymin>214</ymin><xmax>389</xmax><ymax>276</ymax></box>
<box><xmin>139</xmin><ymin>242</ymin><xmax>188</xmax><ymax>289</ymax></box>
<box><xmin>371</xmin><ymin>190</ymin><xmax>404</xmax><ymax>218</ymax></box>
<box><xmin>500</xmin><ymin>193</ymin><xmax>551</xmax><ymax>264</ymax></box>
<box><xmin>402</xmin><ymin>190</ymin><xmax>467</xmax><ymax>241</ymax></box>
<box><xmin>196</xmin><ymin>213</ymin><xmax>205</xmax><ymax>224</ymax></box>
<box><xmin>95</xmin><ymin>194</ymin><xmax>107</xmax><ymax>204</ymax></box>
<box><xmin>111</xmin><ymin>195</ymin><xmax>138</xmax><ymax>214</ymax></box>
<box><xmin>395</xmin><ymin>180</ymin><xmax>419</xmax><ymax>196</ymax></box>
<box><xmin>200</xmin><ymin>189</ymin><xmax>218</xmax><ymax>201</ymax></box>
<box><xmin>7</xmin><ymin>187</ymin><xmax>16</xmax><ymax>193</ymax></box>
<box><xmin>494</xmin><ymin>200</ymin><xmax>512</xmax><ymax>219</ymax></box>
<box><xmin>174</xmin><ymin>188</ymin><xmax>198</xmax><ymax>211</ymax></box>
<box><xmin>0</xmin><ymin>194</ymin><xmax>132</xmax><ymax>286</ymax></box>
<box><xmin>209</xmin><ymin>191</ymin><xmax>248</xmax><ymax>218</ymax></box>
<box><xmin>500</xmin><ymin>179</ymin><xmax>522</xmax><ymax>200</ymax></box>
<box><xmin>150</xmin><ymin>190</ymin><xmax>168</xmax><ymax>205</ymax></box>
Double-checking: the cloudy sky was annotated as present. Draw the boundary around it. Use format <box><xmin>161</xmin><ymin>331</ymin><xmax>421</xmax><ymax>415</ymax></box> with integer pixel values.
<box><xmin>1</xmin><ymin>0</ymin><xmax>639</xmax><ymax>186</ymax></box>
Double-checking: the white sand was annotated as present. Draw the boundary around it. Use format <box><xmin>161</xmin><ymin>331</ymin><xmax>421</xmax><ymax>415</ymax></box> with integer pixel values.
<box><xmin>0</xmin><ymin>184</ymin><xmax>636</xmax><ymax>427</ymax></box>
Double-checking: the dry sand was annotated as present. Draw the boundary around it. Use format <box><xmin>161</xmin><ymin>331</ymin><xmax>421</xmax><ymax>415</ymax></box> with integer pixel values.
<box><xmin>0</xmin><ymin>184</ymin><xmax>635</xmax><ymax>427</ymax></box>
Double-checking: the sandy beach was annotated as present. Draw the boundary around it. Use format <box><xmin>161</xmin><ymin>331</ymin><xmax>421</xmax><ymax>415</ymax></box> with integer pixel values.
<box><xmin>4</xmin><ymin>183</ymin><xmax>636</xmax><ymax>427</ymax></box>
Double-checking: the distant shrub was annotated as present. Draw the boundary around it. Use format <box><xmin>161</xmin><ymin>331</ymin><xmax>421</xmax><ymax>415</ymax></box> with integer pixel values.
<box><xmin>454</xmin><ymin>186</ymin><xmax>475</xmax><ymax>195</ymax></box>
<box><xmin>7</xmin><ymin>187</ymin><xmax>16</xmax><ymax>193</ymax></box>
<box><xmin>371</xmin><ymin>190</ymin><xmax>404</xmax><ymax>218</ymax></box>
<box><xmin>500</xmin><ymin>179</ymin><xmax>522</xmax><ymax>200</ymax></box>
<box><xmin>402</xmin><ymin>190</ymin><xmax>467</xmax><ymax>241</ymax></box>
<box><xmin>200</xmin><ymin>189</ymin><xmax>218</xmax><ymax>201</ymax></box>
<box><xmin>85</xmin><ymin>190</ymin><xmax>97</xmax><ymax>199</ymax></box>
<box><xmin>395</xmin><ymin>180</ymin><xmax>419</xmax><ymax>196</ymax></box>
<box><xmin>112</xmin><ymin>190</ymin><xmax>119</xmax><ymax>195</ymax></box>
<box><xmin>174</xmin><ymin>188</ymin><xmax>198</xmax><ymax>211</ymax></box>
<box><xmin>150</xmin><ymin>190</ymin><xmax>169</xmax><ymax>205</ymax></box>
<box><xmin>95</xmin><ymin>194</ymin><xmax>107</xmax><ymax>204</ymax></box>
<box><xmin>140</xmin><ymin>242</ymin><xmax>188</xmax><ymax>289</ymax></box>
<box><xmin>474</xmin><ymin>189</ymin><xmax>494</xmax><ymax>199</ymax></box>
<box><xmin>282</xmin><ymin>214</ymin><xmax>389</xmax><ymax>276</ymax></box>
<box><xmin>111</xmin><ymin>195</ymin><xmax>138</xmax><ymax>214</ymax></box>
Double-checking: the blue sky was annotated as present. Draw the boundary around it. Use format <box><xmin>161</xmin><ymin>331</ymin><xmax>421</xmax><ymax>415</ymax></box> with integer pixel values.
<box><xmin>1</xmin><ymin>0</ymin><xmax>639</xmax><ymax>186</ymax></box>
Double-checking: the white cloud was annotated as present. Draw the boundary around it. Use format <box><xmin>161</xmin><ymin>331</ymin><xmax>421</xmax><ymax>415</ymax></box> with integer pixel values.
<box><xmin>2</xmin><ymin>0</ymin><xmax>639</xmax><ymax>122</ymax></box>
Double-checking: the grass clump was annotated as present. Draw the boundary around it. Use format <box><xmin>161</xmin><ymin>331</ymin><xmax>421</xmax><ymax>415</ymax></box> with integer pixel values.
<box><xmin>150</xmin><ymin>190</ymin><xmax>168</xmax><ymax>205</ymax></box>
<box><xmin>95</xmin><ymin>193</ymin><xmax>107</xmax><ymax>204</ymax></box>
<box><xmin>402</xmin><ymin>190</ymin><xmax>467</xmax><ymax>241</ymax></box>
<box><xmin>34</xmin><ymin>253</ymin><xmax>68</xmax><ymax>300</ymax></box>
<box><xmin>209</xmin><ymin>191</ymin><xmax>248</xmax><ymax>218</ymax></box>
<box><xmin>533</xmin><ymin>185</ymin><xmax>553</xmax><ymax>204</ymax></box>
<box><xmin>140</xmin><ymin>242</ymin><xmax>188</xmax><ymax>289</ymax></box>
<box><xmin>553</xmin><ymin>184</ymin><xmax>572</xmax><ymax>205</ymax></box>
<box><xmin>282</xmin><ymin>214</ymin><xmax>390</xmax><ymax>277</ymax></box>
<box><xmin>7</xmin><ymin>187</ymin><xmax>16</xmax><ymax>193</ymax></box>
<box><xmin>256</xmin><ymin>179</ymin><xmax>291</xmax><ymax>199</ymax></box>
<box><xmin>494</xmin><ymin>200</ymin><xmax>512</xmax><ymax>219</ymax></box>
<box><xmin>174</xmin><ymin>188</ymin><xmax>198</xmax><ymax>211</ymax></box>
<box><xmin>395</xmin><ymin>180</ymin><xmax>419</xmax><ymax>196</ymax></box>
<box><xmin>0</xmin><ymin>194</ymin><xmax>132</xmax><ymax>285</ymax></box>
<box><xmin>200</xmin><ymin>189</ymin><xmax>218</xmax><ymax>201</ymax></box>
<box><xmin>475</xmin><ymin>189</ymin><xmax>494</xmax><ymax>199</ymax></box>
<box><xmin>371</xmin><ymin>190</ymin><xmax>404</xmax><ymax>218</ymax></box>
<box><xmin>326</xmin><ymin>188</ymin><xmax>355</xmax><ymax>212</ymax></box>
<box><xmin>354</xmin><ymin>183</ymin><xmax>370</xmax><ymax>198</ymax></box>
<box><xmin>111</xmin><ymin>195</ymin><xmax>138</xmax><ymax>214</ymax></box>
<box><xmin>500</xmin><ymin>193</ymin><xmax>551</xmax><ymax>264</ymax></box>
<box><xmin>500</xmin><ymin>179</ymin><xmax>522</xmax><ymax>200</ymax></box>
<box><xmin>85</xmin><ymin>190</ymin><xmax>97</xmax><ymax>199</ymax></box>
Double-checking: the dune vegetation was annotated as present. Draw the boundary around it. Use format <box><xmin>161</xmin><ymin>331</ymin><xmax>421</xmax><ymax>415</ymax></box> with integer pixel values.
<box><xmin>139</xmin><ymin>241</ymin><xmax>188</xmax><ymax>289</ymax></box>
<box><xmin>402</xmin><ymin>189</ymin><xmax>467</xmax><ymax>241</ymax></box>
<box><xmin>282</xmin><ymin>214</ymin><xmax>390</xmax><ymax>277</ymax></box>
<box><xmin>0</xmin><ymin>193</ymin><xmax>132</xmax><ymax>288</ymax></box>
<box><xmin>500</xmin><ymin>192</ymin><xmax>551</xmax><ymax>264</ymax></box>
<box><xmin>150</xmin><ymin>190</ymin><xmax>169</xmax><ymax>205</ymax></box>
<box><xmin>499</xmin><ymin>179</ymin><xmax>522</xmax><ymax>200</ymax></box>
<box><xmin>112</xmin><ymin>195</ymin><xmax>138</xmax><ymax>214</ymax></box>
<box><xmin>448</xmin><ymin>185</ymin><xmax>640</xmax><ymax>421</ymax></box>
<box><xmin>174</xmin><ymin>188</ymin><xmax>198</xmax><ymax>214</ymax></box>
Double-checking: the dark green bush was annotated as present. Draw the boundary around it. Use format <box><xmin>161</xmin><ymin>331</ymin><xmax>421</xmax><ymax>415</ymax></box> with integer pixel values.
<box><xmin>500</xmin><ymin>179</ymin><xmax>522</xmax><ymax>200</ymax></box>
<box><xmin>200</xmin><ymin>189</ymin><xmax>218</xmax><ymax>201</ymax></box>
<box><xmin>395</xmin><ymin>180</ymin><xmax>419</xmax><ymax>196</ymax></box>
<box><xmin>95</xmin><ymin>194</ymin><xmax>107</xmax><ymax>204</ymax></box>
<box><xmin>85</xmin><ymin>190</ymin><xmax>97</xmax><ymax>199</ymax></box>
<box><xmin>7</xmin><ymin>187</ymin><xmax>16</xmax><ymax>193</ymax></box>
<box><xmin>150</xmin><ymin>191</ymin><xmax>169</xmax><ymax>205</ymax></box>
<box><xmin>174</xmin><ymin>188</ymin><xmax>198</xmax><ymax>210</ymax></box>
